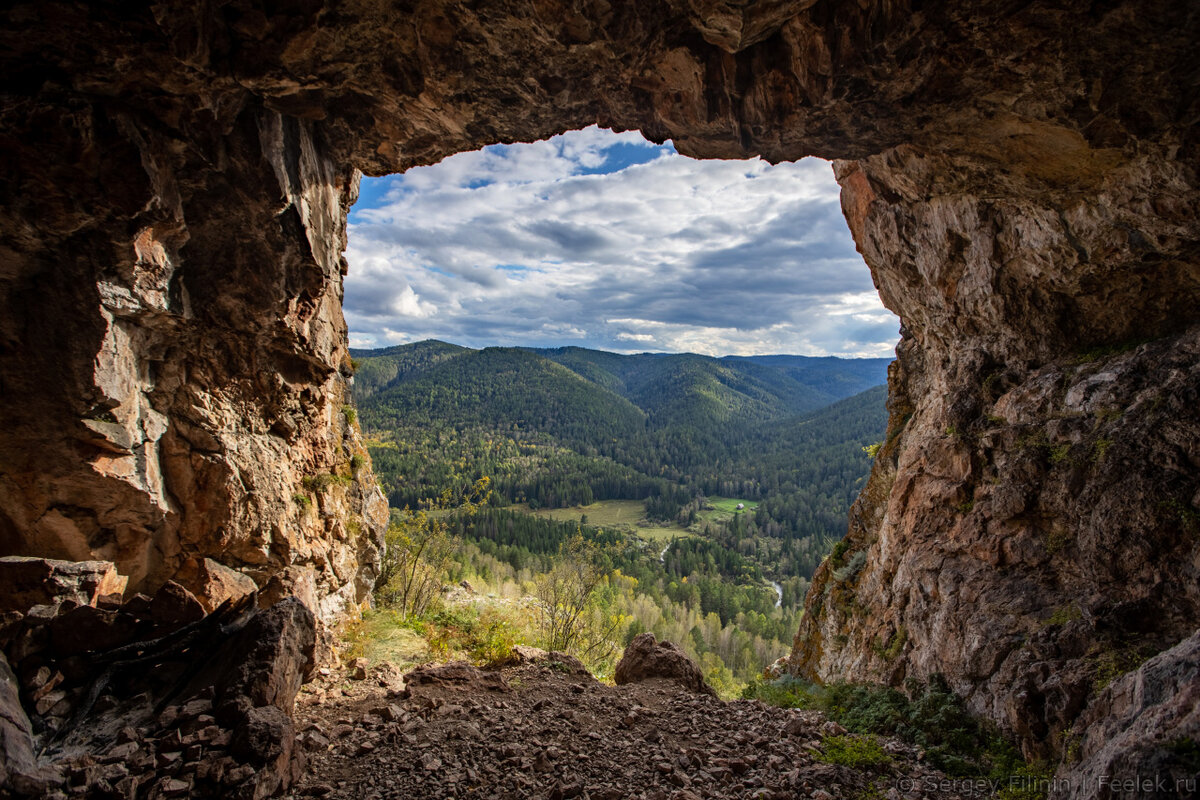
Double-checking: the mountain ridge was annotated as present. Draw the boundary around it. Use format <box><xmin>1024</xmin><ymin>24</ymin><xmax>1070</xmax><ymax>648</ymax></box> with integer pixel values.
<box><xmin>351</xmin><ymin>339</ymin><xmax>891</xmax><ymax>428</ymax></box>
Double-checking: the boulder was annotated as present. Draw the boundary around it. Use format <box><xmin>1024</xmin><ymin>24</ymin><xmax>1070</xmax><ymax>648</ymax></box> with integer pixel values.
<box><xmin>614</xmin><ymin>634</ymin><xmax>716</xmax><ymax>697</ymax></box>
<box><xmin>0</xmin><ymin>557</ymin><xmax>127</xmax><ymax>613</ymax></box>
<box><xmin>230</xmin><ymin>704</ymin><xmax>297</xmax><ymax>799</ymax></box>
<box><xmin>173</xmin><ymin>558</ymin><xmax>259</xmax><ymax>614</ymax></box>
<box><xmin>148</xmin><ymin>581</ymin><xmax>206</xmax><ymax>628</ymax></box>
<box><xmin>212</xmin><ymin>597</ymin><xmax>317</xmax><ymax>715</ymax></box>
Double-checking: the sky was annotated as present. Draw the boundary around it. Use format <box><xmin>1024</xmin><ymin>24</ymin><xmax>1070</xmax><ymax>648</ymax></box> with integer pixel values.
<box><xmin>344</xmin><ymin>126</ymin><xmax>899</xmax><ymax>357</ymax></box>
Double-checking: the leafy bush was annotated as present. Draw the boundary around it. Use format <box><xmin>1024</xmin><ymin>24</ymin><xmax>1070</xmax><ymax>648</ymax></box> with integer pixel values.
<box><xmin>744</xmin><ymin>674</ymin><xmax>1027</xmax><ymax>779</ymax></box>
<box><xmin>818</xmin><ymin>735</ymin><xmax>892</xmax><ymax>769</ymax></box>
<box><xmin>302</xmin><ymin>473</ymin><xmax>351</xmax><ymax>493</ymax></box>
<box><xmin>830</xmin><ymin>538</ymin><xmax>852</xmax><ymax>566</ymax></box>
<box><xmin>1042</xmin><ymin>604</ymin><xmax>1082</xmax><ymax>627</ymax></box>
<box><xmin>832</xmin><ymin>550</ymin><xmax>867</xmax><ymax>582</ymax></box>
<box><xmin>469</xmin><ymin>615</ymin><xmax>519</xmax><ymax>667</ymax></box>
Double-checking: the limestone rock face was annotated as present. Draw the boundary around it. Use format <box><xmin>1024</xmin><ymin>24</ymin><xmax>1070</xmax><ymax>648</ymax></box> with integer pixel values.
<box><xmin>1056</xmin><ymin>629</ymin><xmax>1200</xmax><ymax>799</ymax></box>
<box><xmin>0</xmin><ymin>15</ymin><xmax>389</xmax><ymax>623</ymax></box>
<box><xmin>0</xmin><ymin>0</ymin><xmax>1197</xmax><ymax>763</ymax></box>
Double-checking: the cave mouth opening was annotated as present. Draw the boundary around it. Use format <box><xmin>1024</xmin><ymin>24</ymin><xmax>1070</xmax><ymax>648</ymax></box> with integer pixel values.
<box><xmin>341</xmin><ymin>125</ymin><xmax>899</xmax><ymax>359</ymax></box>
<box><xmin>337</xmin><ymin>125</ymin><xmax>900</xmax><ymax>690</ymax></box>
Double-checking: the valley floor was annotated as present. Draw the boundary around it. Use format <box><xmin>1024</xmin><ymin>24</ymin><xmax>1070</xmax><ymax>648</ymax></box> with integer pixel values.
<box><xmin>286</xmin><ymin>656</ymin><xmax>974</xmax><ymax>800</ymax></box>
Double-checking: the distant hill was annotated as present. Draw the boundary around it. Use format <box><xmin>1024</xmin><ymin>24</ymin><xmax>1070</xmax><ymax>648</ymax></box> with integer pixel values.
<box><xmin>351</xmin><ymin>340</ymin><xmax>890</xmax><ymax>438</ymax></box>
<box><xmin>353</xmin><ymin>345</ymin><xmax>647</xmax><ymax>448</ymax></box>
<box><xmin>725</xmin><ymin>354</ymin><xmax>891</xmax><ymax>401</ymax></box>
<box><xmin>350</xmin><ymin>339</ymin><xmax>470</xmax><ymax>400</ymax></box>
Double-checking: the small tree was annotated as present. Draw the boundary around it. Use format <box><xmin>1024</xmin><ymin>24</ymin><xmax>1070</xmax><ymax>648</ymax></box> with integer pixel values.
<box><xmin>376</xmin><ymin>477</ymin><xmax>490</xmax><ymax>619</ymax></box>
<box><xmin>532</xmin><ymin>533</ymin><xmax>620</xmax><ymax>662</ymax></box>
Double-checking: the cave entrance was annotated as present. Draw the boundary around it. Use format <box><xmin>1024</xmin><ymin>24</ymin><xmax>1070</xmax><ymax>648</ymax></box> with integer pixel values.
<box><xmin>339</xmin><ymin>125</ymin><xmax>898</xmax><ymax>692</ymax></box>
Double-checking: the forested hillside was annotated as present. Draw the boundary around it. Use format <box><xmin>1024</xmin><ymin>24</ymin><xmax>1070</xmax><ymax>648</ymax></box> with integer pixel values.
<box><xmin>352</xmin><ymin>340</ymin><xmax>889</xmax><ymax>685</ymax></box>
<box><xmin>354</xmin><ymin>343</ymin><xmax>887</xmax><ymax>529</ymax></box>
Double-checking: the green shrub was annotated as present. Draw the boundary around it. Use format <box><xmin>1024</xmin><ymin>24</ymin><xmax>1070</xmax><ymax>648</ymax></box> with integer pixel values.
<box><xmin>1091</xmin><ymin>647</ymin><xmax>1147</xmax><ymax>691</ymax></box>
<box><xmin>1048</xmin><ymin>443</ymin><xmax>1071</xmax><ymax>465</ymax></box>
<box><xmin>818</xmin><ymin>735</ymin><xmax>892</xmax><ymax>769</ymax></box>
<box><xmin>744</xmin><ymin>674</ymin><xmax>1027</xmax><ymax>779</ymax></box>
<box><xmin>293</xmin><ymin>493</ymin><xmax>311</xmax><ymax>509</ymax></box>
<box><xmin>350</xmin><ymin>453</ymin><xmax>366</xmax><ymax>473</ymax></box>
<box><xmin>830</xmin><ymin>538</ymin><xmax>852</xmax><ymax>567</ymax></box>
<box><xmin>341</xmin><ymin>404</ymin><xmax>358</xmax><ymax>426</ymax></box>
<box><xmin>302</xmin><ymin>473</ymin><xmax>352</xmax><ymax>493</ymax></box>
<box><xmin>872</xmin><ymin>628</ymin><xmax>906</xmax><ymax>662</ymax></box>
<box><xmin>832</xmin><ymin>550</ymin><xmax>867</xmax><ymax>582</ymax></box>
<box><xmin>1044</xmin><ymin>527</ymin><xmax>1072</xmax><ymax>555</ymax></box>
<box><xmin>1166</xmin><ymin>737</ymin><xmax>1200</xmax><ymax>773</ymax></box>
<box><xmin>997</xmin><ymin>762</ymin><xmax>1055</xmax><ymax>800</ymax></box>
<box><xmin>1091</xmin><ymin>438</ymin><xmax>1113</xmax><ymax>462</ymax></box>
<box><xmin>862</xmin><ymin>441</ymin><xmax>883</xmax><ymax>459</ymax></box>
<box><xmin>1042</xmin><ymin>604</ymin><xmax>1082</xmax><ymax>627</ymax></box>
<box><xmin>469</xmin><ymin>617</ymin><xmax>519</xmax><ymax>667</ymax></box>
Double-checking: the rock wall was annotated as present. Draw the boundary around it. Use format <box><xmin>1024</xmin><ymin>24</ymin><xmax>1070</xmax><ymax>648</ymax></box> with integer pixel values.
<box><xmin>0</xmin><ymin>15</ymin><xmax>389</xmax><ymax>622</ymax></box>
<box><xmin>0</xmin><ymin>0</ymin><xmax>1197</xmax><ymax>759</ymax></box>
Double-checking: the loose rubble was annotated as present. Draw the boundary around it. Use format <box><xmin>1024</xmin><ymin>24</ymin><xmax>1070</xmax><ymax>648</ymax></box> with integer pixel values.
<box><xmin>288</xmin><ymin>649</ymin><xmax>970</xmax><ymax>800</ymax></box>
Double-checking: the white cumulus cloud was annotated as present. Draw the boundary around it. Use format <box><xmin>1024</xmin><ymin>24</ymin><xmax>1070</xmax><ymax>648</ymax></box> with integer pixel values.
<box><xmin>344</xmin><ymin>127</ymin><xmax>898</xmax><ymax>357</ymax></box>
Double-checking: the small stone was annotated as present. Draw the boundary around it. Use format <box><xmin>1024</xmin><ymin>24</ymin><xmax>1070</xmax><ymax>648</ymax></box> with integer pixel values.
<box><xmin>819</xmin><ymin>721</ymin><xmax>847</xmax><ymax>736</ymax></box>
<box><xmin>158</xmin><ymin>705</ymin><xmax>181</xmax><ymax>728</ymax></box>
<box><xmin>103</xmin><ymin>742</ymin><xmax>140</xmax><ymax>762</ymax></box>
<box><xmin>160</xmin><ymin>778</ymin><xmax>190</xmax><ymax>796</ymax></box>
<box><xmin>27</xmin><ymin>665</ymin><xmax>52</xmax><ymax>691</ymax></box>
<box><xmin>31</xmin><ymin>670</ymin><xmax>63</xmax><ymax>701</ymax></box>
<box><xmin>35</xmin><ymin>688</ymin><xmax>67</xmax><ymax>715</ymax></box>
<box><xmin>224</xmin><ymin>764</ymin><xmax>255</xmax><ymax>785</ymax></box>
<box><xmin>180</xmin><ymin>697</ymin><xmax>212</xmax><ymax>718</ymax></box>
<box><xmin>114</xmin><ymin>776</ymin><xmax>140</xmax><ymax>800</ymax></box>
<box><xmin>372</xmin><ymin>703</ymin><xmax>404</xmax><ymax>722</ymax></box>
<box><xmin>301</xmin><ymin>730</ymin><xmax>330</xmax><ymax>751</ymax></box>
